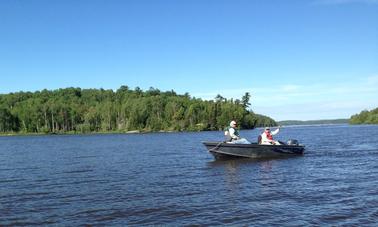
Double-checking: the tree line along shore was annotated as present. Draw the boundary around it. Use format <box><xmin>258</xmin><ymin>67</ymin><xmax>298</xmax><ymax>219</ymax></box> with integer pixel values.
<box><xmin>349</xmin><ymin>108</ymin><xmax>378</xmax><ymax>124</ymax></box>
<box><xmin>0</xmin><ymin>86</ymin><xmax>277</xmax><ymax>135</ymax></box>
<box><xmin>277</xmin><ymin>109</ymin><xmax>378</xmax><ymax>126</ymax></box>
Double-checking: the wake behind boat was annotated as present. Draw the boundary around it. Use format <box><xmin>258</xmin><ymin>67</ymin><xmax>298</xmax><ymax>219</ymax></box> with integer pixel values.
<box><xmin>203</xmin><ymin>141</ymin><xmax>305</xmax><ymax>160</ymax></box>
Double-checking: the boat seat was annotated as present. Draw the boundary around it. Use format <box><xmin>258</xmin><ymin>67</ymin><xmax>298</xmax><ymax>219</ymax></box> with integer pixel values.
<box><xmin>257</xmin><ymin>135</ymin><xmax>262</xmax><ymax>144</ymax></box>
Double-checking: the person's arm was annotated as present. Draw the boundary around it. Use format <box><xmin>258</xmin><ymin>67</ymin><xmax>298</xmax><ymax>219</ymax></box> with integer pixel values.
<box><xmin>271</xmin><ymin>128</ymin><xmax>280</xmax><ymax>136</ymax></box>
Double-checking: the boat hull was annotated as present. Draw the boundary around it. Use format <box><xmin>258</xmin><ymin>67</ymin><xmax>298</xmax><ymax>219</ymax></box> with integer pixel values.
<box><xmin>203</xmin><ymin>141</ymin><xmax>305</xmax><ymax>159</ymax></box>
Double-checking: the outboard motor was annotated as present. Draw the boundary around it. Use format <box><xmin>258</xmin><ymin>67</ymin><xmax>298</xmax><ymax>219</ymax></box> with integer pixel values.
<box><xmin>287</xmin><ymin>139</ymin><xmax>299</xmax><ymax>146</ymax></box>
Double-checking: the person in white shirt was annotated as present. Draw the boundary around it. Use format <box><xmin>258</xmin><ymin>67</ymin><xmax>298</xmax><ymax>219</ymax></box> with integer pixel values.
<box><xmin>260</xmin><ymin>126</ymin><xmax>281</xmax><ymax>145</ymax></box>
<box><xmin>224</xmin><ymin>120</ymin><xmax>250</xmax><ymax>144</ymax></box>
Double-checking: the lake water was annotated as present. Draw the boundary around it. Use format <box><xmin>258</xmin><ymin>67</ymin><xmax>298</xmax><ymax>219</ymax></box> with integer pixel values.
<box><xmin>0</xmin><ymin>125</ymin><xmax>377</xmax><ymax>226</ymax></box>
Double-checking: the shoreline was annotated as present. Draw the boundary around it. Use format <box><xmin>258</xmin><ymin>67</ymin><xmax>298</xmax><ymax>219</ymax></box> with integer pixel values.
<box><xmin>3</xmin><ymin>123</ymin><xmax>376</xmax><ymax>137</ymax></box>
<box><xmin>0</xmin><ymin>129</ymin><xmax>213</xmax><ymax>137</ymax></box>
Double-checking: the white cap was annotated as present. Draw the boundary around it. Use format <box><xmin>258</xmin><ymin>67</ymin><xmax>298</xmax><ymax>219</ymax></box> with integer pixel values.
<box><xmin>265</xmin><ymin>127</ymin><xmax>270</xmax><ymax>130</ymax></box>
<box><xmin>230</xmin><ymin>121</ymin><xmax>237</xmax><ymax>127</ymax></box>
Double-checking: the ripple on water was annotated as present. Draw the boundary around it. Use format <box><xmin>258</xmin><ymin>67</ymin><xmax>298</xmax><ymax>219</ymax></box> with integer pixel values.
<box><xmin>0</xmin><ymin>125</ymin><xmax>378</xmax><ymax>226</ymax></box>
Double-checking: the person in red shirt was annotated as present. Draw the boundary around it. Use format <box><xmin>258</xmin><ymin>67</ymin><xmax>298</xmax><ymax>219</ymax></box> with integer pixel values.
<box><xmin>261</xmin><ymin>126</ymin><xmax>281</xmax><ymax>145</ymax></box>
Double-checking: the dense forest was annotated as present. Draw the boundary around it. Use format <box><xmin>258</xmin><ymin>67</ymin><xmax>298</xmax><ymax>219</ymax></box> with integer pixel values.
<box><xmin>349</xmin><ymin>108</ymin><xmax>378</xmax><ymax>124</ymax></box>
<box><xmin>0</xmin><ymin>86</ymin><xmax>276</xmax><ymax>134</ymax></box>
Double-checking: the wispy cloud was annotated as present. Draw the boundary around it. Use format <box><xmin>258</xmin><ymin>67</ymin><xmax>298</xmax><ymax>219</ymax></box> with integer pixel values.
<box><xmin>313</xmin><ymin>0</ymin><xmax>378</xmax><ymax>5</ymax></box>
<box><xmin>367</xmin><ymin>75</ymin><xmax>378</xmax><ymax>85</ymax></box>
<box><xmin>193</xmin><ymin>75</ymin><xmax>378</xmax><ymax>120</ymax></box>
<box><xmin>281</xmin><ymin>84</ymin><xmax>301</xmax><ymax>92</ymax></box>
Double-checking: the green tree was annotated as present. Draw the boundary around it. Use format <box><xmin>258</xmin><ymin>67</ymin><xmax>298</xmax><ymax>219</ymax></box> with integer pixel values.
<box><xmin>241</xmin><ymin>92</ymin><xmax>251</xmax><ymax>110</ymax></box>
<box><xmin>350</xmin><ymin>108</ymin><xmax>378</xmax><ymax>124</ymax></box>
<box><xmin>0</xmin><ymin>107</ymin><xmax>18</xmax><ymax>132</ymax></box>
<box><xmin>0</xmin><ymin>86</ymin><xmax>278</xmax><ymax>134</ymax></box>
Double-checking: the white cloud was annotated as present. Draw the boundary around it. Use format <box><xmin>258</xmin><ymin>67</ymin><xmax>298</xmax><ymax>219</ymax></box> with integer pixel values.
<box><xmin>313</xmin><ymin>0</ymin><xmax>378</xmax><ymax>5</ymax></box>
<box><xmin>367</xmin><ymin>75</ymin><xmax>378</xmax><ymax>85</ymax></box>
<box><xmin>193</xmin><ymin>75</ymin><xmax>378</xmax><ymax>121</ymax></box>
<box><xmin>281</xmin><ymin>84</ymin><xmax>301</xmax><ymax>92</ymax></box>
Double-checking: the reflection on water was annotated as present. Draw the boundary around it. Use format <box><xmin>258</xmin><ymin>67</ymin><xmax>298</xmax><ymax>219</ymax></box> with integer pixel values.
<box><xmin>258</xmin><ymin>161</ymin><xmax>273</xmax><ymax>185</ymax></box>
<box><xmin>0</xmin><ymin>125</ymin><xmax>378</xmax><ymax>226</ymax></box>
<box><xmin>224</xmin><ymin>161</ymin><xmax>241</xmax><ymax>191</ymax></box>
<box><xmin>209</xmin><ymin>158</ymin><xmax>292</xmax><ymax>197</ymax></box>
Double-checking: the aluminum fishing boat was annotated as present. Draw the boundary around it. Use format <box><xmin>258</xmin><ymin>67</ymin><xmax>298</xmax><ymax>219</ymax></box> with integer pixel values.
<box><xmin>203</xmin><ymin>141</ymin><xmax>305</xmax><ymax>159</ymax></box>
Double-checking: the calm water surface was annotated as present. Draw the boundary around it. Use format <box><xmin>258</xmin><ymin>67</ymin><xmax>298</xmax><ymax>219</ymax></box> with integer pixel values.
<box><xmin>0</xmin><ymin>125</ymin><xmax>377</xmax><ymax>226</ymax></box>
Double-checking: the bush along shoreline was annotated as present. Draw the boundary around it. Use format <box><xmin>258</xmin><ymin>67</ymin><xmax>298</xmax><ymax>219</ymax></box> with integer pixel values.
<box><xmin>350</xmin><ymin>108</ymin><xmax>378</xmax><ymax>124</ymax></box>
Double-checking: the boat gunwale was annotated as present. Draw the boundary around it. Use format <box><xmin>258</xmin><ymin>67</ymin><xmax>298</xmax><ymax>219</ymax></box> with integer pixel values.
<box><xmin>202</xmin><ymin>141</ymin><xmax>305</xmax><ymax>149</ymax></box>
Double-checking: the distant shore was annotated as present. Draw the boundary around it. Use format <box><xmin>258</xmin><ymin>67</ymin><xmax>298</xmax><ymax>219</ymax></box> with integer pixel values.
<box><xmin>2</xmin><ymin>123</ymin><xmax>378</xmax><ymax>137</ymax></box>
<box><xmin>0</xmin><ymin>129</ymin><xmax>198</xmax><ymax>137</ymax></box>
<box><xmin>278</xmin><ymin>119</ymin><xmax>349</xmax><ymax>126</ymax></box>
<box><xmin>0</xmin><ymin>130</ymin><xmax>138</xmax><ymax>137</ymax></box>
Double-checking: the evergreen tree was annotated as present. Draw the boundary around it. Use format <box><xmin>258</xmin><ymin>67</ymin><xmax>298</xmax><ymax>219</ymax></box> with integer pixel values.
<box><xmin>0</xmin><ymin>86</ymin><xmax>277</xmax><ymax>134</ymax></box>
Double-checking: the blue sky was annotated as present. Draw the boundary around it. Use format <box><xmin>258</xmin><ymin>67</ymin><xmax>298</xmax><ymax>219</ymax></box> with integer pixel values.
<box><xmin>0</xmin><ymin>0</ymin><xmax>377</xmax><ymax>120</ymax></box>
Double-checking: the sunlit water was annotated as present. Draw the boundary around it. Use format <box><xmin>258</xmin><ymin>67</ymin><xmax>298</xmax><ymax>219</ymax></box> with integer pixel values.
<box><xmin>1</xmin><ymin>125</ymin><xmax>377</xmax><ymax>226</ymax></box>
